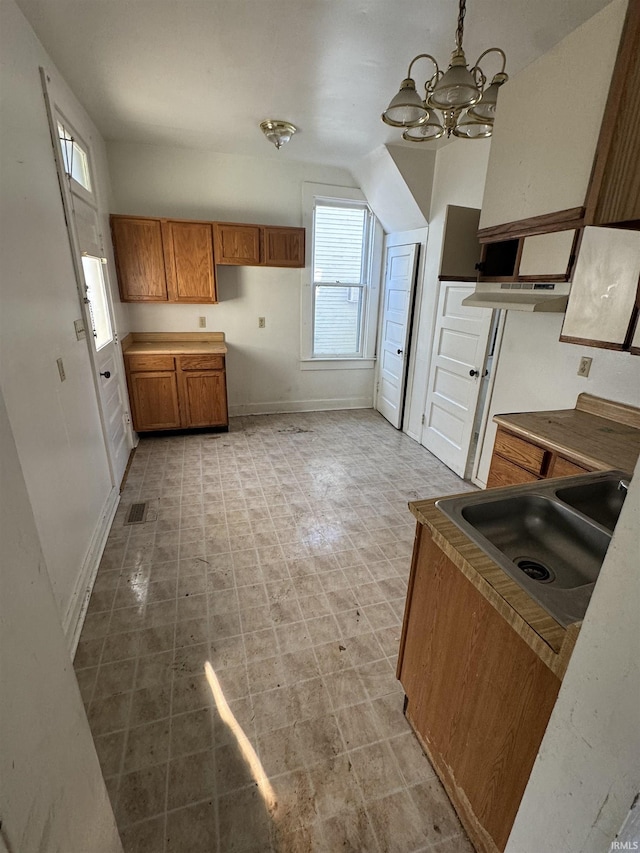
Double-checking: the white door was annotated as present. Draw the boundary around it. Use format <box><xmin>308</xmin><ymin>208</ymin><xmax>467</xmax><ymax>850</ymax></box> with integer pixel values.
<box><xmin>422</xmin><ymin>281</ymin><xmax>493</xmax><ymax>477</ymax></box>
<box><xmin>376</xmin><ymin>243</ymin><xmax>419</xmax><ymax>428</ymax></box>
<box><xmin>41</xmin><ymin>71</ymin><xmax>132</xmax><ymax>487</ymax></box>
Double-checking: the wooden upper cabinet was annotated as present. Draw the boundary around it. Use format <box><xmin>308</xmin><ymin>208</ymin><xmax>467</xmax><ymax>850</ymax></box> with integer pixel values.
<box><xmin>111</xmin><ymin>216</ymin><xmax>168</xmax><ymax>302</ymax></box>
<box><xmin>263</xmin><ymin>226</ymin><xmax>305</xmax><ymax>268</ymax></box>
<box><xmin>214</xmin><ymin>223</ymin><xmax>261</xmax><ymax>265</ymax></box>
<box><xmin>478</xmin><ymin>0</ymin><xmax>631</xmax><ymax>237</ymax></box>
<box><xmin>214</xmin><ymin>223</ymin><xmax>305</xmax><ymax>267</ymax></box>
<box><xmin>585</xmin><ymin>0</ymin><xmax>640</xmax><ymax>227</ymax></box>
<box><xmin>162</xmin><ymin>221</ymin><xmax>217</xmax><ymax>303</ymax></box>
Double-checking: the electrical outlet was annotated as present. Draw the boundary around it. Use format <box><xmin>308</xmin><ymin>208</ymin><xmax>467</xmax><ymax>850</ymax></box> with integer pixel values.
<box><xmin>56</xmin><ymin>357</ymin><xmax>66</xmax><ymax>382</ymax></box>
<box><xmin>198</xmin><ymin>316</ymin><xmax>207</xmax><ymax>328</ymax></box>
<box><xmin>258</xmin><ymin>317</ymin><xmax>266</xmax><ymax>328</ymax></box>
<box><xmin>577</xmin><ymin>356</ymin><xmax>592</xmax><ymax>378</ymax></box>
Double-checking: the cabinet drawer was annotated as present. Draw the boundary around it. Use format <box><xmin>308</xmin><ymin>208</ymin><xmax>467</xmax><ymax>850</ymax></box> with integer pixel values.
<box><xmin>126</xmin><ymin>354</ymin><xmax>175</xmax><ymax>371</ymax></box>
<box><xmin>494</xmin><ymin>429</ymin><xmax>547</xmax><ymax>475</ymax></box>
<box><xmin>550</xmin><ymin>456</ymin><xmax>590</xmax><ymax>478</ymax></box>
<box><xmin>487</xmin><ymin>454</ymin><xmax>541</xmax><ymax>489</ymax></box>
<box><xmin>179</xmin><ymin>354</ymin><xmax>224</xmax><ymax>371</ymax></box>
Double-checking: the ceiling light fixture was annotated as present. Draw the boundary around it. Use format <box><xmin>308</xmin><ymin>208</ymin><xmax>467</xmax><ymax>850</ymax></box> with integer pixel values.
<box><xmin>382</xmin><ymin>0</ymin><xmax>508</xmax><ymax>142</ymax></box>
<box><xmin>260</xmin><ymin>120</ymin><xmax>297</xmax><ymax>150</ymax></box>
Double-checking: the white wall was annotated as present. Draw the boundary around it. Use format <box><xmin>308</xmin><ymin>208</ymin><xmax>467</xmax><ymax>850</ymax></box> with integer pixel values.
<box><xmin>404</xmin><ymin>139</ymin><xmax>491</xmax><ymax>440</ymax></box>
<box><xmin>108</xmin><ymin>142</ymin><xmax>376</xmax><ymax>414</ymax></box>
<box><xmin>0</xmin><ymin>388</ymin><xmax>122</xmax><ymax>853</ymax></box>
<box><xmin>476</xmin><ymin>312</ymin><xmax>640</xmax><ymax>484</ymax></box>
<box><xmin>507</xmin><ymin>456</ymin><xmax>640</xmax><ymax>853</ymax></box>
<box><xmin>387</xmin><ymin>145</ymin><xmax>436</xmax><ymax>224</ymax></box>
<box><xmin>352</xmin><ymin>144</ymin><xmax>431</xmax><ymax>234</ymax></box>
<box><xmin>0</xmin><ymin>0</ymin><xmax>116</xmax><ymax>620</ymax></box>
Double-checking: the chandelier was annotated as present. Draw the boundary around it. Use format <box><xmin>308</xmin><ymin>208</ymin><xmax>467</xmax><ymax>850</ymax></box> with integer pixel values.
<box><xmin>381</xmin><ymin>0</ymin><xmax>508</xmax><ymax>141</ymax></box>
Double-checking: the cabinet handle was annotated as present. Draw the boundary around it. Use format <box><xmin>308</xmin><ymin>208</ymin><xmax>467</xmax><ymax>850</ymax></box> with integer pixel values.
<box><xmin>469</xmin><ymin>369</ymin><xmax>479</xmax><ymax>377</ymax></box>
<box><xmin>100</xmin><ymin>371</ymin><xmax>111</xmax><ymax>379</ymax></box>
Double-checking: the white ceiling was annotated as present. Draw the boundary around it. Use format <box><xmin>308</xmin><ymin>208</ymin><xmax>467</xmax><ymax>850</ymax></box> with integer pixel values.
<box><xmin>17</xmin><ymin>0</ymin><xmax>611</xmax><ymax>171</ymax></box>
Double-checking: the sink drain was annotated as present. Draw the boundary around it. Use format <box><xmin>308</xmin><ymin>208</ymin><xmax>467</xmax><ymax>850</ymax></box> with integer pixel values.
<box><xmin>516</xmin><ymin>558</ymin><xmax>555</xmax><ymax>584</ymax></box>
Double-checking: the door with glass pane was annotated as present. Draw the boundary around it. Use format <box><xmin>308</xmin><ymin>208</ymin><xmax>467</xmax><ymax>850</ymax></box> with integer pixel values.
<box><xmin>41</xmin><ymin>72</ymin><xmax>132</xmax><ymax>487</ymax></box>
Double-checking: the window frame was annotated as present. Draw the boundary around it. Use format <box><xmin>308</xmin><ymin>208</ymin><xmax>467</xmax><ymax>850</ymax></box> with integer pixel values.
<box><xmin>55</xmin><ymin>114</ymin><xmax>94</xmax><ymax>202</ymax></box>
<box><xmin>300</xmin><ymin>183</ymin><xmax>382</xmax><ymax>370</ymax></box>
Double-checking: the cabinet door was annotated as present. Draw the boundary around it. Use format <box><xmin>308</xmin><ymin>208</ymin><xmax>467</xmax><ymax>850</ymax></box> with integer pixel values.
<box><xmin>263</xmin><ymin>226</ymin><xmax>305</xmax><ymax>268</ymax></box>
<box><xmin>399</xmin><ymin>526</ymin><xmax>561</xmax><ymax>852</ymax></box>
<box><xmin>129</xmin><ymin>371</ymin><xmax>181</xmax><ymax>431</ymax></box>
<box><xmin>111</xmin><ymin>216</ymin><xmax>168</xmax><ymax>301</ymax></box>
<box><xmin>179</xmin><ymin>370</ymin><xmax>228</xmax><ymax>428</ymax></box>
<box><xmin>214</xmin><ymin>224</ymin><xmax>261</xmax><ymax>265</ymax></box>
<box><xmin>518</xmin><ymin>230</ymin><xmax>576</xmax><ymax>280</ymax></box>
<box><xmin>163</xmin><ymin>221</ymin><xmax>217</xmax><ymax>302</ymax></box>
<box><xmin>561</xmin><ymin>227</ymin><xmax>640</xmax><ymax>348</ymax></box>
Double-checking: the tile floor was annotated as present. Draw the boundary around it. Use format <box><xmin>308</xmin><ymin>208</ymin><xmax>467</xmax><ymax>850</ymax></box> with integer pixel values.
<box><xmin>74</xmin><ymin>409</ymin><xmax>476</xmax><ymax>853</ymax></box>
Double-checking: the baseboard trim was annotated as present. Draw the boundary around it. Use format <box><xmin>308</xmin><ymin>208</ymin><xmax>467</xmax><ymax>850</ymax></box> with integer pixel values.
<box><xmin>228</xmin><ymin>398</ymin><xmax>373</xmax><ymax>417</ymax></box>
<box><xmin>64</xmin><ymin>486</ymin><xmax>120</xmax><ymax>657</ymax></box>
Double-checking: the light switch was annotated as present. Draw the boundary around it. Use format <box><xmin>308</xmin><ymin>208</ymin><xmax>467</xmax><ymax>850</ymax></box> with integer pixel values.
<box><xmin>56</xmin><ymin>358</ymin><xmax>66</xmax><ymax>382</ymax></box>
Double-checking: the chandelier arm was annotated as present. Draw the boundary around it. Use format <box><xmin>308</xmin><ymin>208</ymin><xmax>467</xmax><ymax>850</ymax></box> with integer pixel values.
<box><xmin>472</xmin><ymin>66</ymin><xmax>486</xmax><ymax>91</ymax></box>
<box><xmin>471</xmin><ymin>47</ymin><xmax>507</xmax><ymax>78</ymax></box>
<box><xmin>407</xmin><ymin>53</ymin><xmax>441</xmax><ymax>80</ymax></box>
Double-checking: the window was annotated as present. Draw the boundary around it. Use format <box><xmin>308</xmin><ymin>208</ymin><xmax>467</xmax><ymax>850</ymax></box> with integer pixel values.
<box><xmin>312</xmin><ymin>202</ymin><xmax>372</xmax><ymax>357</ymax></box>
<box><xmin>81</xmin><ymin>255</ymin><xmax>113</xmax><ymax>351</ymax></box>
<box><xmin>301</xmin><ymin>183</ymin><xmax>381</xmax><ymax>369</ymax></box>
<box><xmin>57</xmin><ymin>120</ymin><xmax>92</xmax><ymax>192</ymax></box>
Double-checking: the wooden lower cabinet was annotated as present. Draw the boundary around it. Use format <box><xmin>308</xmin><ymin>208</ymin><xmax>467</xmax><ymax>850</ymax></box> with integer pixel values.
<box><xmin>125</xmin><ymin>352</ymin><xmax>228</xmax><ymax>431</ymax></box>
<box><xmin>487</xmin><ymin>426</ymin><xmax>593</xmax><ymax>488</ymax></box>
<box><xmin>179</xmin><ymin>369</ymin><xmax>228</xmax><ymax>428</ymax></box>
<box><xmin>398</xmin><ymin>524</ymin><xmax>561</xmax><ymax>852</ymax></box>
<box><xmin>128</xmin><ymin>370</ymin><xmax>181</xmax><ymax>430</ymax></box>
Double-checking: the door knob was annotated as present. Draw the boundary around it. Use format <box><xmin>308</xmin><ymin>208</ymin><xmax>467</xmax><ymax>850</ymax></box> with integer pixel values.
<box><xmin>100</xmin><ymin>371</ymin><xmax>111</xmax><ymax>378</ymax></box>
<box><xmin>397</xmin><ymin>349</ymin><xmax>404</xmax><ymax>355</ymax></box>
<box><xmin>469</xmin><ymin>369</ymin><xmax>479</xmax><ymax>377</ymax></box>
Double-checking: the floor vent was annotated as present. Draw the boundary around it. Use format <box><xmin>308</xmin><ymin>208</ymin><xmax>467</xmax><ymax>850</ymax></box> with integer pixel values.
<box><xmin>125</xmin><ymin>502</ymin><xmax>148</xmax><ymax>525</ymax></box>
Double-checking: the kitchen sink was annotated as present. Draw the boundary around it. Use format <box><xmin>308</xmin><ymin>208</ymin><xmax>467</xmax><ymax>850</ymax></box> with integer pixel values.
<box><xmin>436</xmin><ymin>470</ymin><xmax>630</xmax><ymax>627</ymax></box>
<box><xmin>555</xmin><ymin>478</ymin><xmax>627</xmax><ymax>531</ymax></box>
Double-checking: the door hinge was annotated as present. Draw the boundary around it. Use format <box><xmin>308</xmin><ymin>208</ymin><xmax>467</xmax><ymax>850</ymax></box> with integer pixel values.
<box><xmin>421</xmin><ymin>414</ymin><xmax>426</xmax><ymax>425</ymax></box>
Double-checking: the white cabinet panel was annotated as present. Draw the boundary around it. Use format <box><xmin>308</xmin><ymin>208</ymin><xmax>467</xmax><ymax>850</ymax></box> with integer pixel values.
<box><xmin>561</xmin><ymin>227</ymin><xmax>640</xmax><ymax>345</ymax></box>
<box><xmin>479</xmin><ymin>0</ymin><xmax>626</xmax><ymax>230</ymax></box>
<box><xmin>519</xmin><ymin>231</ymin><xmax>575</xmax><ymax>278</ymax></box>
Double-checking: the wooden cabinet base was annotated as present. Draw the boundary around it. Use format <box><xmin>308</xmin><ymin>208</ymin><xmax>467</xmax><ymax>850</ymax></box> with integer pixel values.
<box><xmin>123</xmin><ymin>338</ymin><xmax>229</xmax><ymax>432</ymax></box>
<box><xmin>398</xmin><ymin>524</ymin><xmax>561</xmax><ymax>852</ymax></box>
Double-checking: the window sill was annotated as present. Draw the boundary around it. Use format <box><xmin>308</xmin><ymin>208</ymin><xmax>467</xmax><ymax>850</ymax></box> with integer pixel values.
<box><xmin>299</xmin><ymin>358</ymin><xmax>376</xmax><ymax>371</ymax></box>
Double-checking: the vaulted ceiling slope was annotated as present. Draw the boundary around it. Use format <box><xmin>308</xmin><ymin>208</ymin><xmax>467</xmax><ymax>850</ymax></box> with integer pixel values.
<box><xmin>16</xmin><ymin>0</ymin><xmax>612</xmax><ymax>170</ymax></box>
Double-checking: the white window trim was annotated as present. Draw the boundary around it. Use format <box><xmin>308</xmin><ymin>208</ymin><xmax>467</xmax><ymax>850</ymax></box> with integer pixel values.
<box><xmin>300</xmin><ymin>182</ymin><xmax>383</xmax><ymax>370</ymax></box>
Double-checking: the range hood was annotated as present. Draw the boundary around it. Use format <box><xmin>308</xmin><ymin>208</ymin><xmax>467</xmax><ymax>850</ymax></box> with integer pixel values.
<box><xmin>462</xmin><ymin>281</ymin><xmax>570</xmax><ymax>312</ymax></box>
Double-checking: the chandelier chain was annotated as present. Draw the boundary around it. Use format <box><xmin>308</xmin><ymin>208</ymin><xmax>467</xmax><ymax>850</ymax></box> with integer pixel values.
<box><xmin>455</xmin><ymin>0</ymin><xmax>467</xmax><ymax>51</ymax></box>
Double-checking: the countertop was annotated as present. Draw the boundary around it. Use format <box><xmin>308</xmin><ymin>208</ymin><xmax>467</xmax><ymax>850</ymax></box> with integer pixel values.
<box><xmin>122</xmin><ymin>332</ymin><xmax>227</xmax><ymax>356</ymax></box>
<box><xmin>494</xmin><ymin>393</ymin><xmax>640</xmax><ymax>473</ymax></box>
<box><xmin>409</xmin><ymin>493</ymin><xmax>580</xmax><ymax>679</ymax></box>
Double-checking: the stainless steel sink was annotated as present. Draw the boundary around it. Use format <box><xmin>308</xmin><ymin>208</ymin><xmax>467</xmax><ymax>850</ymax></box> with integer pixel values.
<box><xmin>555</xmin><ymin>478</ymin><xmax>627</xmax><ymax>531</ymax></box>
<box><xmin>436</xmin><ymin>470</ymin><xmax>630</xmax><ymax>627</ymax></box>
